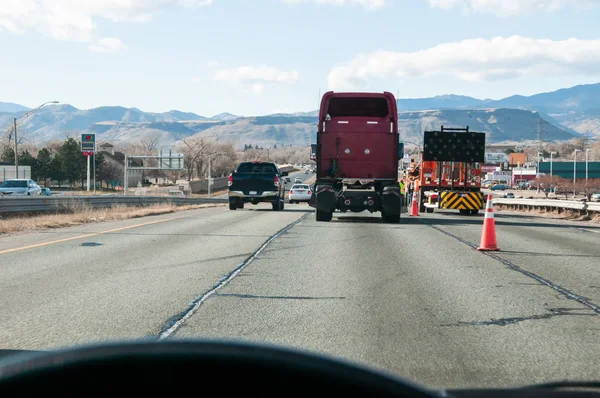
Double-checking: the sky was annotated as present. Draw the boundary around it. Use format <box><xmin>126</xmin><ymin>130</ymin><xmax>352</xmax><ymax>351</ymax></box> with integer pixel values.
<box><xmin>1</xmin><ymin>0</ymin><xmax>600</xmax><ymax>116</ymax></box>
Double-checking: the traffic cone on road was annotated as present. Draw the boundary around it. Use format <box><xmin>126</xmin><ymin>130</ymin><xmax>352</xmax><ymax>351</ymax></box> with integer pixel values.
<box><xmin>477</xmin><ymin>195</ymin><xmax>499</xmax><ymax>251</ymax></box>
<box><xmin>409</xmin><ymin>191</ymin><xmax>419</xmax><ymax>217</ymax></box>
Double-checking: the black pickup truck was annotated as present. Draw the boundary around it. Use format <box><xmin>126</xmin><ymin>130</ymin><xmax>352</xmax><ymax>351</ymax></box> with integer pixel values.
<box><xmin>227</xmin><ymin>161</ymin><xmax>288</xmax><ymax>211</ymax></box>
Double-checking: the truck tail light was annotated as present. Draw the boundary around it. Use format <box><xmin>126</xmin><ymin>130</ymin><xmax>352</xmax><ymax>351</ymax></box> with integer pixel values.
<box><xmin>274</xmin><ymin>176</ymin><xmax>280</xmax><ymax>187</ymax></box>
<box><xmin>227</xmin><ymin>174</ymin><xmax>233</xmax><ymax>187</ymax></box>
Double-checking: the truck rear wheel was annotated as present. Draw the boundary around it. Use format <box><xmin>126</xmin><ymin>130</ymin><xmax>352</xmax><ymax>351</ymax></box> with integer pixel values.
<box><xmin>316</xmin><ymin>209</ymin><xmax>332</xmax><ymax>222</ymax></box>
<box><xmin>229</xmin><ymin>203</ymin><xmax>237</xmax><ymax>211</ymax></box>
<box><xmin>418</xmin><ymin>188</ymin><xmax>426</xmax><ymax>213</ymax></box>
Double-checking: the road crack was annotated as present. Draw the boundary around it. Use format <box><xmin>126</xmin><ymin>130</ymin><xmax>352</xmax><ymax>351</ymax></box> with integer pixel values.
<box><xmin>157</xmin><ymin>213</ymin><xmax>310</xmax><ymax>339</ymax></box>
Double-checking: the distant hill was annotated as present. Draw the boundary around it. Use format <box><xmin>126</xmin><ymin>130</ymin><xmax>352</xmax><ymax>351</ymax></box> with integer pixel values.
<box><xmin>394</xmin><ymin>82</ymin><xmax>600</xmax><ymax>137</ymax></box>
<box><xmin>396</xmin><ymin>94</ymin><xmax>487</xmax><ymax>111</ymax></box>
<box><xmin>210</xmin><ymin>112</ymin><xmax>241</xmax><ymax>121</ymax></box>
<box><xmin>396</xmin><ymin>108</ymin><xmax>578</xmax><ymax>143</ymax></box>
<box><xmin>0</xmin><ymin>101</ymin><xmax>30</xmax><ymax>113</ymax></box>
<box><xmin>1</xmin><ymin>82</ymin><xmax>594</xmax><ymax>149</ymax></box>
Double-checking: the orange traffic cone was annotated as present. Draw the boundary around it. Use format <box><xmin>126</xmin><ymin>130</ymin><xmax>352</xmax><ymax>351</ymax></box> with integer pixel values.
<box><xmin>409</xmin><ymin>191</ymin><xmax>419</xmax><ymax>217</ymax></box>
<box><xmin>477</xmin><ymin>194</ymin><xmax>499</xmax><ymax>251</ymax></box>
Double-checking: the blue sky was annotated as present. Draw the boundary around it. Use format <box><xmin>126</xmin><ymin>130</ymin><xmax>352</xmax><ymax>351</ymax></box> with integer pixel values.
<box><xmin>1</xmin><ymin>0</ymin><xmax>599</xmax><ymax>116</ymax></box>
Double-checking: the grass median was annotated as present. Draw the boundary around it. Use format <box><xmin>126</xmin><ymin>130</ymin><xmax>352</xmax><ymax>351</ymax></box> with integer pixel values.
<box><xmin>0</xmin><ymin>203</ymin><xmax>225</xmax><ymax>235</ymax></box>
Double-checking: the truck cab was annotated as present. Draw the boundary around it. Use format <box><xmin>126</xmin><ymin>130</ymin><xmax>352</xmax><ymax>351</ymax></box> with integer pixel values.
<box><xmin>310</xmin><ymin>92</ymin><xmax>402</xmax><ymax>223</ymax></box>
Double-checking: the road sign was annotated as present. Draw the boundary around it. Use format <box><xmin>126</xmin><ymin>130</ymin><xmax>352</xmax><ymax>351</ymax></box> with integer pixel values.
<box><xmin>81</xmin><ymin>134</ymin><xmax>96</xmax><ymax>152</ymax></box>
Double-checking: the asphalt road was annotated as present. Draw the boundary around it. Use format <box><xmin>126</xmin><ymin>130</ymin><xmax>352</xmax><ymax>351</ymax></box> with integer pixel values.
<box><xmin>1</xmin><ymin>203</ymin><xmax>599</xmax><ymax>390</ymax></box>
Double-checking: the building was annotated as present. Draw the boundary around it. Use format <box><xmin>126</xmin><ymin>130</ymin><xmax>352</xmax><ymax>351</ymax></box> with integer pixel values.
<box><xmin>98</xmin><ymin>143</ymin><xmax>143</xmax><ymax>188</ymax></box>
<box><xmin>508</xmin><ymin>152</ymin><xmax>526</xmax><ymax>166</ymax></box>
<box><xmin>538</xmin><ymin>161</ymin><xmax>600</xmax><ymax>180</ymax></box>
<box><xmin>512</xmin><ymin>167</ymin><xmax>538</xmax><ymax>184</ymax></box>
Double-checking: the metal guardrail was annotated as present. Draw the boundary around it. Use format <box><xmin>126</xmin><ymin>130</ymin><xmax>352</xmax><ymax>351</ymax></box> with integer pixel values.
<box><xmin>494</xmin><ymin>198</ymin><xmax>600</xmax><ymax>213</ymax></box>
<box><xmin>0</xmin><ymin>196</ymin><xmax>227</xmax><ymax>214</ymax></box>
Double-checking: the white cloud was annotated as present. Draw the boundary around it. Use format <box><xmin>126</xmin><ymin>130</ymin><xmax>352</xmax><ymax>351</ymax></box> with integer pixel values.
<box><xmin>426</xmin><ymin>0</ymin><xmax>598</xmax><ymax>16</ymax></box>
<box><xmin>282</xmin><ymin>0</ymin><xmax>385</xmax><ymax>9</ymax></box>
<box><xmin>328</xmin><ymin>36</ymin><xmax>600</xmax><ymax>90</ymax></box>
<box><xmin>215</xmin><ymin>65</ymin><xmax>299</xmax><ymax>95</ymax></box>
<box><xmin>0</xmin><ymin>0</ymin><xmax>212</xmax><ymax>49</ymax></box>
<box><xmin>89</xmin><ymin>37</ymin><xmax>127</xmax><ymax>52</ymax></box>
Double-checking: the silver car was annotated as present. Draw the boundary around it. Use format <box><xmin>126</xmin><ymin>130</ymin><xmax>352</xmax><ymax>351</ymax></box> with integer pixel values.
<box><xmin>0</xmin><ymin>179</ymin><xmax>42</xmax><ymax>196</ymax></box>
<box><xmin>289</xmin><ymin>184</ymin><xmax>311</xmax><ymax>203</ymax></box>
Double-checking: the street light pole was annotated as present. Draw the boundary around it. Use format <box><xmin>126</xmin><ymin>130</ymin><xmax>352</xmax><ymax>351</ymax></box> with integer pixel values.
<box><xmin>13</xmin><ymin>101</ymin><xmax>59</xmax><ymax>178</ymax></box>
<box><xmin>208</xmin><ymin>153</ymin><xmax>211</xmax><ymax>198</ymax></box>
<box><xmin>537</xmin><ymin>152</ymin><xmax>543</xmax><ymax>194</ymax></box>
<box><xmin>207</xmin><ymin>152</ymin><xmax>225</xmax><ymax>198</ymax></box>
<box><xmin>550</xmin><ymin>151</ymin><xmax>556</xmax><ymax>190</ymax></box>
<box><xmin>13</xmin><ymin>117</ymin><xmax>17</xmax><ymax>177</ymax></box>
<box><xmin>586</xmin><ymin>148</ymin><xmax>591</xmax><ymax>188</ymax></box>
<box><xmin>574</xmin><ymin>149</ymin><xmax>581</xmax><ymax>197</ymax></box>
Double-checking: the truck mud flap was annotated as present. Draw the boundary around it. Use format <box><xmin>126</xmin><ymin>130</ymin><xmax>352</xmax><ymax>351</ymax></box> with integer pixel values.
<box><xmin>381</xmin><ymin>186</ymin><xmax>401</xmax><ymax>214</ymax></box>
<box><xmin>312</xmin><ymin>185</ymin><xmax>336</xmax><ymax>212</ymax></box>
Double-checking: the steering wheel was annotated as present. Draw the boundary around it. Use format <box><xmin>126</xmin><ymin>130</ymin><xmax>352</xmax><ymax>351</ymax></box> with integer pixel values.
<box><xmin>0</xmin><ymin>339</ymin><xmax>441</xmax><ymax>397</ymax></box>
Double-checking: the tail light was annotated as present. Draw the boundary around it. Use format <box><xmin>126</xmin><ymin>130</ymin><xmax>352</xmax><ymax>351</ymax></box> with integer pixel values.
<box><xmin>227</xmin><ymin>174</ymin><xmax>233</xmax><ymax>187</ymax></box>
<box><xmin>289</xmin><ymin>189</ymin><xmax>293</xmax><ymax>194</ymax></box>
<box><xmin>274</xmin><ymin>176</ymin><xmax>280</xmax><ymax>187</ymax></box>
<box><xmin>307</xmin><ymin>190</ymin><xmax>311</xmax><ymax>195</ymax></box>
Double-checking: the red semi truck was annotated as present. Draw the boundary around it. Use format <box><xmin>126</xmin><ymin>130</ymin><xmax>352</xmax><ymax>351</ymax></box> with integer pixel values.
<box><xmin>309</xmin><ymin>91</ymin><xmax>403</xmax><ymax>223</ymax></box>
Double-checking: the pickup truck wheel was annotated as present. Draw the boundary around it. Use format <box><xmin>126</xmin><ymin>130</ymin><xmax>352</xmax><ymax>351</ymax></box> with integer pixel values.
<box><xmin>229</xmin><ymin>203</ymin><xmax>237</xmax><ymax>211</ymax></box>
<box><xmin>316</xmin><ymin>209</ymin><xmax>332</xmax><ymax>222</ymax></box>
<box><xmin>237</xmin><ymin>203</ymin><xmax>244</xmax><ymax>209</ymax></box>
<box><xmin>272</xmin><ymin>200</ymin><xmax>281</xmax><ymax>211</ymax></box>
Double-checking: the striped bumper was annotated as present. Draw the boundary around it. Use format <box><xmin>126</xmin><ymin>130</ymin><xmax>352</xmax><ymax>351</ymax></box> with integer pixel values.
<box><xmin>439</xmin><ymin>191</ymin><xmax>483</xmax><ymax>210</ymax></box>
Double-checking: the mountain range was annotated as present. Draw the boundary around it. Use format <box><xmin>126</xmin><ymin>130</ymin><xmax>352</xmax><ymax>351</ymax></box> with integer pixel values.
<box><xmin>2</xmin><ymin>82</ymin><xmax>600</xmax><ymax>149</ymax></box>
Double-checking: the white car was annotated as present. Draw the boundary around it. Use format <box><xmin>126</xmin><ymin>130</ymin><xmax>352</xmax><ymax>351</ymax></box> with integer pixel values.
<box><xmin>0</xmin><ymin>179</ymin><xmax>42</xmax><ymax>196</ymax></box>
<box><xmin>289</xmin><ymin>184</ymin><xmax>311</xmax><ymax>203</ymax></box>
<box><xmin>294</xmin><ymin>177</ymin><xmax>302</xmax><ymax>183</ymax></box>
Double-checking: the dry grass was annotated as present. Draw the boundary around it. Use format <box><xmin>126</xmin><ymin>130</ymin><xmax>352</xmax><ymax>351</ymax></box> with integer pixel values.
<box><xmin>496</xmin><ymin>205</ymin><xmax>600</xmax><ymax>224</ymax></box>
<box><xmin>0</xmin><ymin>203</ymin><xmax>225</xmax><ymax>235</ymax></box>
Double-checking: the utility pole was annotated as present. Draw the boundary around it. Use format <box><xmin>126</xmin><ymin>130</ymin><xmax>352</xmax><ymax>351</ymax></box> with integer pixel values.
<box><xmin>13</xmin><ymin>117</ymin><xmax>18</xmax><ymax>178</ymax></box>
<box><xmin>537</xmin><ymin>119</ymin><xmax>543</xmax><ymax>153</ymax></box>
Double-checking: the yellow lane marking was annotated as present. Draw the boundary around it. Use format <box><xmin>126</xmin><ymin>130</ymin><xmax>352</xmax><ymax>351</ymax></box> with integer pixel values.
<box><xmin>0</xmin><ymin>217</ymin><xmax>183</xmax><ymax>255</ymax></box>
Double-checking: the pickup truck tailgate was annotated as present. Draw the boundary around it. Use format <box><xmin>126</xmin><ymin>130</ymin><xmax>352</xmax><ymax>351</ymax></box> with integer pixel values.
<box><xmin>230</xmin><ymin>173</ymin><xmax>278</xmax><ymax>194</ymax></box>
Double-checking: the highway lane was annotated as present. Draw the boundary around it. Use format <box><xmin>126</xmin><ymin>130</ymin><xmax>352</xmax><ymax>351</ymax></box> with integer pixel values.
<box><xmin>173</xmin><ymin>208</ymin><xmax>599</xmax><ymax>389</ymax></box>
<box><xmin>1</xmin><ymin>203</ymin><xmax>598</xmax><ymax>390</ymax></box>
<box><xmin>0</xmin><ymin>204</ymin><xmax>309</xmax><ymax>349</ymax></box>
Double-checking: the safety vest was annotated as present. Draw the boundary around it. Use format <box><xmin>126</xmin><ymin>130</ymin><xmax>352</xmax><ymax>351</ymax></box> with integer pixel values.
<box><xmin>399</xmin><ymin>181</ymin><xmax>405</xmax><ymax>195</ymax></box>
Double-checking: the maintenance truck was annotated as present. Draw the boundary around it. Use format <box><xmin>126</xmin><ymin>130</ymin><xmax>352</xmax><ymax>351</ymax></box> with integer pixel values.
<box><xmin>411</xmin><ymin>126</ymin><xmax>485</xmax><ymax>215</ymax></box>
<box><xmin>309</xmin><ymin>91</ymin><xmax>403</xmax><ymax>223</ymax></box>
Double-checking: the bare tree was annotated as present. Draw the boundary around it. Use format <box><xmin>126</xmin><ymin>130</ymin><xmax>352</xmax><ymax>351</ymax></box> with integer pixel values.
<box><xmin>179</xmin><ymin>137</ymin><xmax>209</xmax><ymax>180</ymax></box>
<box><xmin>140</xmin><ymin>132</ymin><xmax>161</xmax><ymax>153</ymax></box>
